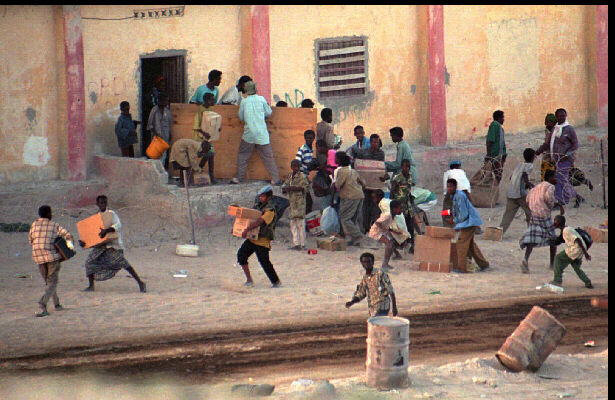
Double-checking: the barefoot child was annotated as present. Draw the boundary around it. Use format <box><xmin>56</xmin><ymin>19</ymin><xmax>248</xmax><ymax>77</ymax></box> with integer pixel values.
<box><xmin>519</xmin><ymin>170</ymin><xmax>564</xmax><ymax>273</ymax></box>
<box><xmin>368</xmin><ymin>200</ymin><xmax>405</xmax><ymax>270</ymax></box>
<box><xmin>282</xmin><ymin>160</ymin><xmax>310</xmax><ymax>250</ymax></box>
<box><xmin>345</xmin><ymin>252</ymin><xmax>398</xmax><ymax>317</ymax></box>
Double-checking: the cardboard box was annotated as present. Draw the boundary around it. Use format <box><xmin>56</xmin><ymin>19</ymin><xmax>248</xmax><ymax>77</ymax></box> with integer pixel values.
<box><xmin>317</xmin><ymin>236</ymin><xmax>347</xmax><ymax>251</ymax></box>
<box><xmin>232</xmin><ymin>217</ymin><xmax>259</xmax><ymax>240</ymax></box>
<box><xmin>483</xmin><ymin>226</ymin><xmax>503</xmax><ymax>241</ymax></box>
<box><xmin>414</xmin><ymin>234</ymin><xmax>453</xmax><ymax>264</ymax></box>
<box><xmin>193</xmin><ymin>172</ymin><xmax>211</xmax><ymax>186</ymax></box>
<box><xmin>227</xmin><ymin>205</ymin><xmax>262</xmax><ymax>220</ymax></box>
<box><xmin>200</xmin><ymin>111</ymin><xmax>222</xmax><ymax>141</ymax></box>
<box><xmin>584</xmin><ymin>226</ymin><xmax>608</xmax><ymax>243</ymax></box>
<box><xmin>424</xmin><ymin>226</ymin><xmax>456</xmax><ymax>239</ymax></box>
<box><xmin>76</xmin><ymin>212</ymin><xmax>119</xmax><ymax>249</ymax></box>
<box><xmin>419</xmin><ymin>261</ymin><xmax>452</xmax><ymax>273</ymax></box>
<box><xmin>354</xmin><ymin>159</ymin><xmax>386</xmax><ymax>190</ymax></box>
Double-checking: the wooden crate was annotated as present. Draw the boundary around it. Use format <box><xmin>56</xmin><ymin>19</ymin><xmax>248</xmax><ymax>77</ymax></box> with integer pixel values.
<box><xmin>170</xmin><ymin>104</ymin><xmax>317</xmax><ymax>179</ymax></box>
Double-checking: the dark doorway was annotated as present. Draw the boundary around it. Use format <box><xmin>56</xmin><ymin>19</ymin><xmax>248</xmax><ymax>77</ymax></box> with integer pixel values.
<box><xmin>140</xmin><ymin>54</ymin><xmax>186</xmax><ymax>155</ymax></box>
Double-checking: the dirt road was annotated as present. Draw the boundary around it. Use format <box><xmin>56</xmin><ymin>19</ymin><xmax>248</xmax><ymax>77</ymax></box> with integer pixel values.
<box><xmin>1</xmin><ymin>294</ymin><xmax>607</xmax><ymax>385</ymax></box>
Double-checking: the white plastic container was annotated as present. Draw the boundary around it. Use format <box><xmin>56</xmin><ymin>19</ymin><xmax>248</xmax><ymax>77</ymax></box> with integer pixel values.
<box><xmin>175</xmin><ymin>244</ymin><xmax>199</xmax><ymax>257</ymax></box>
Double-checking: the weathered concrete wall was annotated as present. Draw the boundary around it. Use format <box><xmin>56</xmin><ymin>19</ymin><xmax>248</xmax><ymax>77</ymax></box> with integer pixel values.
<box><xmin>0</xmin><ymin>6</ymin><xmax>64</xmax><ymax>184</ymax></box>
<box><xmin>268</xmin><ymin>5</ymin><xmax>431</xmax><ymax>146</ymax></box>
<box><xmin>443</xmin><ymin>5</ymin><xmax>598</xmax><ymax>142</ymax></box>
<box><xmin>80</xmin><ymin>5</ymin><xmax>242</xmax><ymax>164</ymax></box>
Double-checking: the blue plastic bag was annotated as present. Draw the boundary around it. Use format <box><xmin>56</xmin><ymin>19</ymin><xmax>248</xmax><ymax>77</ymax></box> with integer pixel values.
<box><xmin>320</xmin><ymin>206</ymin><xmax>340</xmax><ymax>234</ymax></box>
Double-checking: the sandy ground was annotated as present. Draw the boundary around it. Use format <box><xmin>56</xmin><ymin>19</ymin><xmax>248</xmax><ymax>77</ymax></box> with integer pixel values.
<box><xmin>0</xmin><ymin>198</ymin><xmax>608</xmax><ymax>359</ymax></box>
<box><xmin>0</xmin><ymin>349</ymin><xmax>608</xmax><ymax>399</ymax></box>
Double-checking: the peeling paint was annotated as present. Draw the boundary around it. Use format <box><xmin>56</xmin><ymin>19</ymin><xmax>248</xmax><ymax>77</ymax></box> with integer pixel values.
<box><xmin>327</xmin><ymin>89</ymin><xmax>376</xmax><ymax>126</ymax></box>
<box><xmin>23</xmin><ymin>136</ymin><xmax>50</xmax><ymax>166</ymax></box>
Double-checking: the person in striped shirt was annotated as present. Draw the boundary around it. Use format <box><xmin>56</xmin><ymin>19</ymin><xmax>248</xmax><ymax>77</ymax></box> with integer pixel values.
<box><xmin>295</xmin><ymin>129</ymin><xmax>316</xmax><ymax>175</ymax></box>
<box><xmin>29</xmin><ymin>205</ymin><xmax>74</xmax><ymax>317</ymax></box>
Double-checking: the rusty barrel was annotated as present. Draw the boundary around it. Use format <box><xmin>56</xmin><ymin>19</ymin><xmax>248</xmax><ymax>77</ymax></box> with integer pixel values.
<box><xmin>366</xmin><ymin>316</ymin><xmax>410</xmax><ymax>389</ymax></box>
<box><xmin>496</xmin><ymin>306</ymin><xmax>566</xmax><ymax>372</ymax></box>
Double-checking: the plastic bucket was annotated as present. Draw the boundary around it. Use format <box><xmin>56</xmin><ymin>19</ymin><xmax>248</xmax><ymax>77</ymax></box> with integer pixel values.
<box><xmin>146</xmin><ymin>136</ymin><xmax>170</xmax><ymax>159</ymax></box>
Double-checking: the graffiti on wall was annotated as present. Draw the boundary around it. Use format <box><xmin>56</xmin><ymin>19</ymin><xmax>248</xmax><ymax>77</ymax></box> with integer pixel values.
<box><xmin>272</xmin><ymin>89</ymin><xmax>305</xmax><ymax>108</ymax></box>
<box><xmin>87</xmin><ymin>76</ymin><xmax>128</xmax><ymax>108</ymax></box>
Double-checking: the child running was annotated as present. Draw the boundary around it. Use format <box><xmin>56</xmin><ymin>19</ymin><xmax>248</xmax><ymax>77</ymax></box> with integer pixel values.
<box><xmin>345</xmin><ymin>252</ymin><xmax>398</xmax><ymax>317</ymax></box>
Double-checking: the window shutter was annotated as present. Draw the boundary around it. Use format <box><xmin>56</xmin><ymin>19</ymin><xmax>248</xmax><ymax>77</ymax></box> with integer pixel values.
<box><xmin>317</xmin><ymin>37</ymin><xmax>368</xmax><ymax>100</ymax></box>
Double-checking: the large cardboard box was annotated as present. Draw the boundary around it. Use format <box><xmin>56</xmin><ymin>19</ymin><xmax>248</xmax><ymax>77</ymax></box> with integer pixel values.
<box><xmin>424</xmin><ymin>226</ymin><xmax>456</xmax><ymax>239</ymax></box>
<box><xmin>414</xmin><ymin>234</ymin><xmax>453</xmax><ymax>264</ymax></box>
<box><xmin>76</xmin><ymin>212</ymin><xmax>119</xmax><ymax>249</ymax></box>
<box><xmin>232</xmin><ymin>218</ymin><xmax>259</xmax><ymax>240</ymax></box>
<box><xmin>200</xmin><ymin>111</ymin><xmax>222</xmax><ymax>141</ymax></box>
<box><xmin>419</xmin><ymin>261</ymin><xmax>452</xmax><ymax>273</ymax></box>
<box><xmin>317</xmin><ymin>236</ymin><xmax>347</xmax><ymax>251</ymax></box>
<box><xmin>583</xmin><ymin>226</ymin><xmax>608</xmax><ymax>243</ymax></box>
<box><xmin>483</xmin><ymin>226</ymin><xmax>503</xmax><ymax>241</ymax></box>
<box><xmin>354</xmin><ymin>159</ymin><xmax>386</xmax><ymax>190</ymax></box>
<box><xmin>228</xmin><ymin>205</ymin><xmax>263</xmax><ymax>220</ymax></box>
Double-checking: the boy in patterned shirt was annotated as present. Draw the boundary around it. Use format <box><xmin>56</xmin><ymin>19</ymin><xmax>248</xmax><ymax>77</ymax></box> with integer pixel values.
<box><xmin>29</xmin><ymin>205</ymin><xmax>74</xmax><ymax>317</ymax></box>
<box><xmin>282</xmin><ymin>159</ymin><xmax>310</xmax><ymax>250</ymax></box>
<box><xmin>345</xmin><ymin>252</ymin><xmax>398</xmax><ymax>317</ymax></box>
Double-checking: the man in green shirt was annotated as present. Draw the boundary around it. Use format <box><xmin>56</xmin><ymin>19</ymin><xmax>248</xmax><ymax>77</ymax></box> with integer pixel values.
<box><xmin>486</xmin><ymin>110</ymin><xmax>507</xmax><ymax>182</ymax></box>
<box><xmin>385</xmin><ymin>127</ymin><xmax>417</xmax><ymax>183</ymax></box>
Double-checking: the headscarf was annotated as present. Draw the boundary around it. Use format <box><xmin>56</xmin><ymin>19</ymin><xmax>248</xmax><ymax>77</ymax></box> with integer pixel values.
<box><xmin>551</xmin><ymin>117</ymin><xmax>570</xmax><ymax>155</ymax></box>
<box><xmin>545</xmin><ymin>113</ymin><xmax>557</xmax><ymax>124</ymax></box>
<box><xmin>244</xmin><ymin>81</ymin><xmax>257</xmax><ymax>95</ymax></box>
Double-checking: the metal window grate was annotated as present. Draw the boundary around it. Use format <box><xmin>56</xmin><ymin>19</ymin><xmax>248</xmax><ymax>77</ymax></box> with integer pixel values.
<box><xmin>317</xmin><ymin>37</ymin><xmax>368</xmax><ymax>100</ymax></box>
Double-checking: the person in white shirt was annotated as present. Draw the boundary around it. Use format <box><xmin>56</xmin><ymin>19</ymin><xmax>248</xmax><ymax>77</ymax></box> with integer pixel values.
<box><xmin>79</xmin><ymin>195</ymin><xmax>146</xmax><ymax>293</ymax></box>
<box><xmin>550</xmin><ymin>215</ymin><xmax>593</xmax><ymax>289</ymax></box>
<box><xmin>442</xmin><ymin>160</ymin><xmax>471</xmax><ymax>227</ymax></box>
<box><xmin>218</xmin><ymin>75</ymin><xmax>252</xmax><ymax>106</ymax></box>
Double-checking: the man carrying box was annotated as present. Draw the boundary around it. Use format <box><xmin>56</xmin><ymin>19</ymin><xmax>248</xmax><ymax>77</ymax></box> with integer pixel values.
<box><xmin>236</xmin><ymin>185</ymin><xmax>282</xmax><ymax>288</ymax></box>
<box><xmin>80</xmin><ymin>195</ymin><xmax>146</xmax><ymax>293</ymax></box>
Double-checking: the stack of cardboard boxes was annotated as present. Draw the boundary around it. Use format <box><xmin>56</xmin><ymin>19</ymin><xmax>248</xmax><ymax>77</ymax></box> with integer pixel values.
<box><xmin>413</xmin><ymin>226</ymin><xmax>459</xmax><ymax>273</ymax></box>
<box><xmin>228</xmin><ymin>205</ymin><xmax>262</xmax><ymax>240</ymax></box>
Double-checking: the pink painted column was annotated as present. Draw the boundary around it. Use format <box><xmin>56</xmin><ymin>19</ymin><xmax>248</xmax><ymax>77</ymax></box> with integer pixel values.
<box><xmin>251</xmin><ymin>5</ymin><xmax>272</xmax><ymax>103</ymax></box>
<box><xmin>63</xmin><ymin>5</ymin><xmax>87</xmax><ymax>180</ymax></box>
<box><xmin>596</xmin><ymin>5</ymin><xmax>608</xmax><ymax>128</ymax></box>
<box><xmin>427</xmin><ymin>5</ymin><xmax>447</xmax><ymax>147</ymax></box>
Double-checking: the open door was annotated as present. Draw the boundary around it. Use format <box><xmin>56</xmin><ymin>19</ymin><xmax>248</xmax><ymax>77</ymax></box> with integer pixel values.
<box><xmin>140</xmin><ymin>54</ymin><xmax>186</xmax><ymax>155</ymax></box>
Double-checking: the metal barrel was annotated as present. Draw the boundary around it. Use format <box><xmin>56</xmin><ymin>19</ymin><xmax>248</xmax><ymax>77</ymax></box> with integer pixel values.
<box><xmin>496</xmin><ymin>306</ymin><xmax>566</xmax><ymax>372</ymax></box>
<box><xmin>366</xmin><ymin>316</ymin><xmax>410</xmax><ymax>389</ymax></box>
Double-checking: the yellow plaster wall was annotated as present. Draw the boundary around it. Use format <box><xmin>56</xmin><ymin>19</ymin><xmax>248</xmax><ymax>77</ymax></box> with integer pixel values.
<box><xmin>443</xmin><ymin>5</ymin><xmax>596</xmax><ymax>142</ymax></box>
<box><xmin>0</xmin><ymin>5</ymin><xmax>63</xmax><ymax>184</ymax></box>
<box><xmin>80</xmin><ymin>5</ymin><xmax>242</xmax><ymax>164</ymax></box>
<box><xmin>269</xmin><ymin>5</ymin><xmax>430</xmax><ymax>147</ymax></box>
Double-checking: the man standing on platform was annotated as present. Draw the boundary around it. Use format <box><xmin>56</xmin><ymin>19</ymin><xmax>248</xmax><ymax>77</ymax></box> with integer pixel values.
<box><xmin>231</xmin><ymin>81</ymin><xmax>282</xmax><ymax>186</ymax></box>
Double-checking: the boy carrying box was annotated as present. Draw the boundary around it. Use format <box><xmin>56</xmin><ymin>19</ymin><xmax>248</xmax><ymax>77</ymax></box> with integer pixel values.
<box><xmin>236</xmin><ymin>185</ymin><xmax>282</xmax><ymax>288</ymax></box>
<box><xmin>282</xmin><ymin>160</ymin><xmax>310</xmax><ymax>250</ymax></box>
